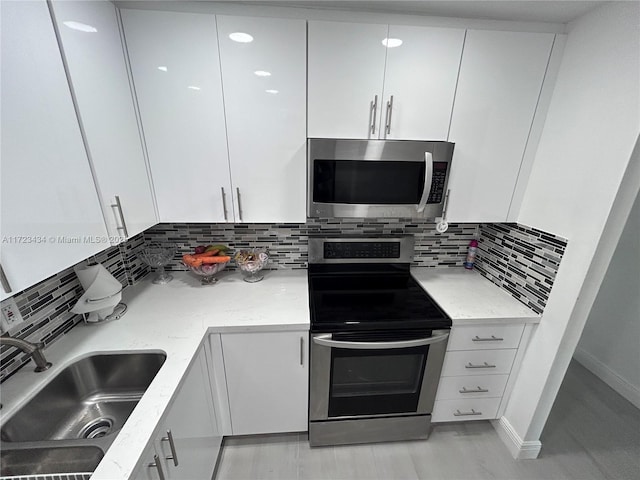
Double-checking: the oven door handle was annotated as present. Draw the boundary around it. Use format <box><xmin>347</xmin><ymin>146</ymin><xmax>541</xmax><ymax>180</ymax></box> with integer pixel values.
<box><xmin>416</xmin><ymin>152</ymin><xmax>433</xmax><ymax>213</ymax></box>
<box><xmin>312</xmin><ymin>332</ymin><xmax>449</xmax><ymax>350</ymax></box>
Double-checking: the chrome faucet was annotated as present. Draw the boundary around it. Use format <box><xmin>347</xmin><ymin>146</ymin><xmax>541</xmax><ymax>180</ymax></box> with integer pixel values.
<box><xmin>0</xmin><ymin>336</ymin><xmax>52</xmax><ymax>372</ymax></box>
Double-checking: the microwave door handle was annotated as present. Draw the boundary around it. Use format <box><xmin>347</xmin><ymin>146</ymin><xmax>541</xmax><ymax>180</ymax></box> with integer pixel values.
<box><xmin>312</xmin><ymin>332</ymin><xmax>449</xmax><ymax>350</ymax></box>
<box><xmin>416</xmin><ymin>152</ymin><xmax>433</xmax><ymax>213</ymax></box>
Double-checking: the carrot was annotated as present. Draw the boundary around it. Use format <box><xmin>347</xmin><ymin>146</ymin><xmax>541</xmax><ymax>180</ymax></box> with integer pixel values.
<box><xmin>200</xmin><ymin>255</ymin><xmax>231</xmax><ymax>264</ymax></box>
<box><xmin>193</xmin><ymin>249</ymin><xmax>219</xmax><ymax>258</ymax></box>
<box><xmin>182</xmin><ymin>254</ymin><xmax>203</xmax><ymax>267</ymax></box>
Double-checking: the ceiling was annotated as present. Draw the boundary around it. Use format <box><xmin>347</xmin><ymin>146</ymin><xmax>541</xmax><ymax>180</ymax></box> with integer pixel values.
<box><xmin>231</xmin><ymin>1</ymin><xmax>608</xmax><ymax>24</ymax></box>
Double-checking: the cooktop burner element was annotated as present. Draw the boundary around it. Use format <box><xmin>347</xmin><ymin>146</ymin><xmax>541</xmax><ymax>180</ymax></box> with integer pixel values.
<box><xmin>307</xmin><ymin>237</ymin><xmax>451</xmax><ymax>333</ymax></box>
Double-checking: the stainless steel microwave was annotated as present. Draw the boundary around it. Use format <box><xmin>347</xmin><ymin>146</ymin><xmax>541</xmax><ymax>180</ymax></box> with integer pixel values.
<box><xmin>307</xmin><ymin>139</ymin><xmax>454</xmax><ymax>219</ymax></box>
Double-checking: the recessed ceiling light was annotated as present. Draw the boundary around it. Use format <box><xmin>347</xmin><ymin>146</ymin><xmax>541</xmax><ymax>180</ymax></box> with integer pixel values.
<box><xmin>188</xmin><ymin>86</ymin><xmax>201</xmax><ymax>91</ymax></box>
<box><xmin>382</xmin><ymin>38</ymin><xmax>403</xmax><ymax>48</ymax></box>
<box><xmin>265</xmin><ymin>89</ymin><xmax>279</xmax><ymax>94</ymax></box>
<box><xmin>63</xmin><ymin>21</ymin><xmax>97</xmax><ymax>33</ymax></box>
<box><xmin>254</xmin><ymin>71</ymin><xmax>271</xmax><ymax>77</ymax></box>
<box><xmin>157</xmin><ymin>66</ymin><xmax>168</xmax><ymax>72</ymax></box>
<box><xmin>229</xmin><ymin>32</ymin><xmax>253</xmax><ymax>43</ymax></box>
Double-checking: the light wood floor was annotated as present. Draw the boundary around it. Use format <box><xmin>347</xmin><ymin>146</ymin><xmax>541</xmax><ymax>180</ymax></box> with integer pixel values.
<box><xmin>215</xmin><ymin>361</ymin><xmax>640</xmax><ymax>479</ymax></box>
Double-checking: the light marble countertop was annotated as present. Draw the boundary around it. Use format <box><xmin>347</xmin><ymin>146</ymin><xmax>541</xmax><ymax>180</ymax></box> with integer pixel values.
<box><xmin>0</xmin><ymin>267</ymin><xmax>538</xmax><ymax>479</ymax></box>
<box><xmin>412</xmin><ymin>267</ymin><xmax>541</xmax><ymax>325</ymax></box>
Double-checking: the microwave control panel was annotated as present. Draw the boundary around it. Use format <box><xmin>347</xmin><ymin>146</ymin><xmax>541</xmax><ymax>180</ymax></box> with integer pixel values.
<box><xmin>427</xmin><ymin>162</ymin><xmax>449</xmax><ymax>204</ymax></box>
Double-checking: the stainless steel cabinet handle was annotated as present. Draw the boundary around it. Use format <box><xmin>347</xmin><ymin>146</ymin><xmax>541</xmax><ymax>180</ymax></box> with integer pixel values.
<box><xmin>300</xmin><ymin>336</ymin><xmax>304</xmax><ymax>366</ymax></box>
<box><xmin>465</xmin><ymin>362</ymin><xmax>496</xmax><ymax>369</ymax></box>
<box><xmin>0</xmin><ymin>264</ymin><xmax>12</xmax><ymax>294</ymax></box>
<box><xmin>236</xmin><ymin>187</ymin><xmax>243</xmax><ymax>222</ymax></box>
<box><xmin>385</xmin><ymin>95</ymin><xmax>394</xmax><ymax>135</ymax></box>
<box><xmin>370</xmin><ymin>95</ymin><xmax>378</xmax><ymax>135</ymax></box>
<box><xmin>416</xmin><ymin>152</ymin><xmax>433</xmax><ymax>213</ymax></box>
<box><xmin>162</xmin><ymin>429</ymin><xmax>179</xmax><ymax>466</ymax></box>
<box><xmin>221</xmin><ymin>187</ymin><xmax>228</xmax><ymax>221</ymax></box>
<box><xmin>313</xmin><ymin>331</ymin><xmax>449</xmax><ymax>350</ymax></box>
<box><xmin>472</xmin><ymin>335</ymin><xmax>504</xmax><ymax>342</ymax></box>
<box><xmin>453</xmin><ymin>409</ymin><xmax>482</xmax><ymax>417</ymax></box>
<box><xmin>148</xmin><ymin>454</ymin><xmax>166</xmax><ymax>480</ymax></box>
<box><xmin>459</xmin><ymin>386</ymin><xmax>489</xmax><ymax>394</ymax></box>
<box><xmin>111</xmin><ymin>195</ymin><xmax>129</xmax><ymax>238</ymax></box>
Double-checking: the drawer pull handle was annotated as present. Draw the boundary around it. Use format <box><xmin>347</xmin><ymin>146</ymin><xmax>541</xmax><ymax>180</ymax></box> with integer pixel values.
<box><xmin>148</xmin><ymin>454</ymin><xmax>166</xmax><ymax>480</ymax></box>
<box><xmin>465</xmin><ymin>362</ymin><xmax>496</xmax><ymax>369</ymax></box>
<box><xmin>472</xmin><ymin>335</ymin><xmax>504</xmax><ymax>342</ymax></box>
<box><xmin>454</xmin><ymin>409</ymin><xmax>483</xmax><ymax>417</ymax></box>
<box><xmin>459</xmin><ymin>386</ymin><xmax>489</xmax><ymax>394</ymax></box>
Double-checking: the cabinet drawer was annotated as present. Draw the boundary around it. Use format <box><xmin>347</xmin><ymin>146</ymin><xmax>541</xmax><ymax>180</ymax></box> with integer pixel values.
<box><xmin>432</xmin><ymin>398</ymin><xmax>501</xmax><ymax>422</ymax></box>
<box><xmin>447</xmin><ymin>324</ymin><xmax>524</xmax><ymax>351</ymax></box>
<box><xmin>435</xmin><ymin>374</ymin><xmax>509</xmax><ymax>400</ymax></box>
<box><xmin>441</xmin><ymin>349</ymin><xmax>517</xmax><ymax>376</ymax></box>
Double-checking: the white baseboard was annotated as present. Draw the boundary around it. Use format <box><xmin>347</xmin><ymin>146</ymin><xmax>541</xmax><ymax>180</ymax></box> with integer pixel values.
<box><xmin>573</xmin><ymin>348</ymin><xmax>640</xmax><ymax>409</ymax></box>
<box><xmin>492</xmin><ymin>417</ymin><xmax>542</xmax><ymax>460</ymax></box>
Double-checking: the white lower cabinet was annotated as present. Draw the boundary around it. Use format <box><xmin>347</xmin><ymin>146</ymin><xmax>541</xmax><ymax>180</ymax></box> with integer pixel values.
<box><xmin>433</xmin><ymin>323</ymin><xmax>529</xmax><ymax>423</ymax></box>
<box><xmin>213</xmin><ymin>330</ymin><xmax>309</xmax><ymax>436</ymax></box>
<box><xmin>133</xmin><ymin>346</ymin><xmax>221</xmax><ymax>480</ymax></box>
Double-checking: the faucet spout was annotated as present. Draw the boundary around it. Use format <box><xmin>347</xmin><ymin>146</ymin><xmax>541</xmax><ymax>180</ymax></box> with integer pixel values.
<box><xmin>0</xmin><ymin>336</ymin><xmax>52</xmax><ymax>372</ymax></box>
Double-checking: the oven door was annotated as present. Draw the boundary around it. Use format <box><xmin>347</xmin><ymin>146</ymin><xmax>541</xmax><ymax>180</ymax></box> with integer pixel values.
<box><xmin>307</xmin><ymin>139</ymin><xmax>454</xmax><ymax>219</ymax></box>
<box><xmin>309</xmin><ymin>329</ymin><xmax>449</xmax><ymax>422</ymax></box>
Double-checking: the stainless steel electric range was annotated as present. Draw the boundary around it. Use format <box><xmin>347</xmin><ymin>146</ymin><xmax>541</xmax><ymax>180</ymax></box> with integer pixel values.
<box><xmin>307</xmin><ymin>237</ymin><xmax>452</xmax><ymax>447</ymax></box>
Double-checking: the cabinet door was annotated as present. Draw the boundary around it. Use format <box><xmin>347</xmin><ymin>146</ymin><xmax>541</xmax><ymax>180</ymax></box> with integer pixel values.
<box><xmin>446</xmin><ymin>30</ymin><xmax>554</xmax><ymax>222</ymax></box>
<box><xmin>50</xmin><ymin>0</ymin><xmax>157</xmax><ymax>242</ymax></box>
<box><xmin>222</xmin><ymin>331</ymin><xmax>308</xmax><ymax>435</ymax></box>
<box><xmin>121</xmin><ymin>9</ymin><xmax>232</xmax><ymax>223</ymax></box>
<box><xmin>159</xmin><ymin>346</ymin><xmax>221</xmax><ymax>480</ymax></box>
<box><xmin>217</xmin><ymin>15</ymin><xmax>307</xmax><ymax>223</ymax></box>
<box><xmin>382</xmin><ymin>25</ymin><xmax>464</xmax><ymax>141</ymax></box>
<box><xmin>0</xmin><ymin>0</ymin><xmax>108</xmax><ymax>300</ymax></box>
<box><xmin>308</xmin><ymin>21</ymin><xmax>388</xmax><ymax>139</ymax></box>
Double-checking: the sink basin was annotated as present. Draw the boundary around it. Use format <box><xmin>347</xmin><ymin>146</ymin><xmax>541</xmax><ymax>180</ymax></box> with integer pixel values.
<box><xmin>0</xmin><ymin>446</ymin><xmax>103</xmax><ymax>476</ymax></box>
<box><xmin>1</xmin><ymin>352</ymin><xmax>166</xmax><ymax>443</ymax></box>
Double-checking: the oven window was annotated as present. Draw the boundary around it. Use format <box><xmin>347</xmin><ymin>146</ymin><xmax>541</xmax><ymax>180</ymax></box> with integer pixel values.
<box><xmin>313</xmin><ymin>159</ymin><xmax>425</xmax><ymax>204</ymax></box>
<box><xmin>328</xmin><ymin>345</ymin><xmax>428</xmax><ymax>417</ymax></box>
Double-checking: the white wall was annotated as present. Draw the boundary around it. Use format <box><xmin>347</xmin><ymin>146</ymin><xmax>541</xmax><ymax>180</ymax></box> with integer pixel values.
<box><xmin>497</xmin><ymin>1</ymin><xmax>640</xmax><ymax>456</ymax></box>
<box><xmin>574</xmin><ymin>192</ymin><xmax>640</xmax><ymax>408</ymax></box>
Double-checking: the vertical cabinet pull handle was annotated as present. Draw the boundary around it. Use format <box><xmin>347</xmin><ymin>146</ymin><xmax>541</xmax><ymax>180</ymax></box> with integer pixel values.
<box><xmin>453</xmin><ymin>409</ymin><xmax>483</xmax><ymax>417</ymax></box>
<box><xmin>472</xmin><ymin>335</ymin><xmax>504</xmax><ymax>342</ymax></box>
<box><xmin>370</xmin><ymin>95</ymin><xmax>378</xmax><ymax>135</ymax></box>
<box><xmin>111</xmin><ymin>195</ymin><xmax>129</xmax><ymax>239</ymax></box>
<box><xmin>162</xmin><ymin>429</ymin><xmax>179</xmax><ymax>466</ymax></box>
<box><xmin>300</xmin><ymin>336</ymin><xmax>304</xmax><ymax>366</ymax></box>
<box><xmin>148</xmin><ymin>454</ymin><xmax>166</xmax><ymax>480</ymax></box>
<box><xmin>221</xmin><ymin>187</ymin><xmax>228</xmax><ymax>221</ymax></box>
<box><xmin>236</xmin><ymin>188</ymin><xmax>243</xmax><ymax>222</ymax></box>
<box><xmin>0</xmin><ymin>264</ymin><xmax>12</xmax><ymax>294</ymax></box>
<box><xmin>385</xmin><ymin>95</ymin><xmax>394</xmax><ymax>135</ymax></box>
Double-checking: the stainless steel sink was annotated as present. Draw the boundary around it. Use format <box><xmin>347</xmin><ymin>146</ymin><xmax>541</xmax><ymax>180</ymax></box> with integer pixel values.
<box><xmin>2</xmin><ymin>352</ymin><xmax>165</xmax><ymax>442</ymax></box>
<box><xmin>0</xmin><ymin>446</ymin><xmax>103</xmax><ymax>476</ymax></box>
<box><xmin>0</xmin><ymin>352</ymin><xmax>166</xmax><ymax>477</ymax></box>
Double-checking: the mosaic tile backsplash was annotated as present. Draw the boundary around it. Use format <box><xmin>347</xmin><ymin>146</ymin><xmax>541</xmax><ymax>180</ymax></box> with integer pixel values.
<box><xmin>0</xmin><ymin>233</ymin><xmax>149</xmax><ymax>382</ymax></box>
<box><xmin>476</xmin><ymin>223</ymin><xmax>568</xmax><ymax>314</ymax></box>
<box><xmin>143</xmin><ymin>219</ymin><xmax>481</xmax><ymax>270</ymax></box>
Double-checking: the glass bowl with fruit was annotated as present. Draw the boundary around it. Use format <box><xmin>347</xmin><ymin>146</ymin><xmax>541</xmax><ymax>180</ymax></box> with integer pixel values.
<box><xmin>182</xmin><ymin>244</ymin><xmax>231</xmax><ymax>285</ymax></box>
<box><xmin>235</xmin><ymin>248</ymin><xmax>269</xmax><ymax>283</ymax></box>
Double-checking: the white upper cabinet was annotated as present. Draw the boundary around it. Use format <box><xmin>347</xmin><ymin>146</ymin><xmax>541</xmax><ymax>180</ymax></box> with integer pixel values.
<box><xmin>382</xmin><ymin>25</ymin><xmax>464</xmax><ymax>140</ymax></box>
<box><xmin>308</xmin><ymin>21</ymin><xmax>388</xmax><ymax>139</ymax></box>
<box><xmin>50</xmin><ymin>0</ymin><xmax>157</xmax><ymax>242</ymax></box>
<box><xmin>308</xmin><ymin>21</ymin><xmax>464</xmax><ymax>141</ymax></box>
<box><xmin>217</xmin><ymin>15</ymin><xmax>307</xmax><ymax>223</ymax></box>
<box><xmin>446</xmin><ymin>30</ymin><xmax>555</xmax><ymax>223</ymax></box>
<box><xmin>1</xmin><ymin>0</ymin><xmax>108</xmax><ymax>300</ymax></box>
<box><xmin>121</xmin><ymin>9</ymin><xmax>233</xmax><ymax>223</ymax></box>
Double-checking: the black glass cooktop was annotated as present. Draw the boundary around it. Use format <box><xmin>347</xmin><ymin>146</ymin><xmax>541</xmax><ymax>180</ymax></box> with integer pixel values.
<box><xmin>308</xmin><ymin>264</ymin><xmax>451</xmax><ymax>333</ymax></box>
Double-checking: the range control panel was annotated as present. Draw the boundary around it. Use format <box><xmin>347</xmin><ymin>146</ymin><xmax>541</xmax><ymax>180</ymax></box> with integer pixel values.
<box><xmin>323</xmin><ymin>241</ymin><xmax>401</xmax><ymax>259</ymax></box>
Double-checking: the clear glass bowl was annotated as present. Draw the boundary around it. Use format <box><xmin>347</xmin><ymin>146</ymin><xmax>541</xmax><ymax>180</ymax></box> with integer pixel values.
<box><xmin>137</xmin><ymin>244</ymin><xmax>177</xmax><ymax>284</ymax></box>
<box><xmin>185</xmin><ymin>261</ymin><xmax>230</xmax><ymax>285</ymax></box>
<box><xmin>235</xmin><ymin>248</ymin><xmax>269</xmax><ymax>283</ymax></box>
